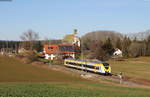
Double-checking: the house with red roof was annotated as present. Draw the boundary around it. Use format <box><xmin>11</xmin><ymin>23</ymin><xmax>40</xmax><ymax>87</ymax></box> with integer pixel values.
<box><xmin>43</xmin><ymin>30</ymin><xmax>81</xmax><ymax>60</ymax></box>
<box><xmin>43</xmin><ymin>44</ymin><xmax>79</xmax><ymax>60</ymax></box>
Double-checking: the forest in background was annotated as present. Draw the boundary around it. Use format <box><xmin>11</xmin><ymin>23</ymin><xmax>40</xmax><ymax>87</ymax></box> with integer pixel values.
<box><xmin>1</xmin><ymin>30</ymin><xmax>150</xmax><ymax>61</ymax></box>
<box><xmin>82</xmin><ymin>30</ymin><xmax>150</xmax><ymax>60</ymax></box>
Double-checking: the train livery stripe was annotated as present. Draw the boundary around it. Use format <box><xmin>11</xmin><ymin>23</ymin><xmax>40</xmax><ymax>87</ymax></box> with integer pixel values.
<box><xmin>64</xmin><ymin>59</ymin><xmax>111</xmax><ymax>74</ymax></box>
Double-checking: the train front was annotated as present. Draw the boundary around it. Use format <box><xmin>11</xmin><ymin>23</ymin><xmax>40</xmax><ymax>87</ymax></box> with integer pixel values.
<box><xmin>102</xmin><ymin>62</ymin><xmax>111</xmax><ymax>75</ymax></box>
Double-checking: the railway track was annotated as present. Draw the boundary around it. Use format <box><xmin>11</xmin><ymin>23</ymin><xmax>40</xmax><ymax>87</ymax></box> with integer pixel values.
<box><xmin>49</xmin><ymin>65</ymin><xmax>142</xmax><ymax>87</ymax></box>
<box><xmin>33</xmin><ymin>63</ymin><xmax>149</xmax><ymax>88</ymax></box>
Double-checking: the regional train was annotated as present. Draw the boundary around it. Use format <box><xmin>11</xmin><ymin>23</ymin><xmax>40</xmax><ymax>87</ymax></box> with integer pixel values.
<box><xmin>64</xmin><ymin>59</ymin><xmax>111</xmax><ymax>75</ymax></box>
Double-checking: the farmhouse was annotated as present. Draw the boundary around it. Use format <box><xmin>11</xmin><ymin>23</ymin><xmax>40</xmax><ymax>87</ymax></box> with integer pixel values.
<box><xmin>42</xmin><ymin>30</ymin><xmax>81</xmax><ymax>60</ymax></box>
<box><xmin>113</xmin><ymin>48</ymin><xmax>123</xmax><ymax>57</ymax></box>
<box><xmin>43</xmin><ymin>44</ymin><xmax>80</xmax><ymax>60</ymax></box>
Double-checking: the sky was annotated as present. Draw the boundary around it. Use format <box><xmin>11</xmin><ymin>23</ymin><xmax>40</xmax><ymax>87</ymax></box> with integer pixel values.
<box><xmin>0</xmin><ymin>0</ymin><xmax>150</xmax><ymax>40</ymax></box>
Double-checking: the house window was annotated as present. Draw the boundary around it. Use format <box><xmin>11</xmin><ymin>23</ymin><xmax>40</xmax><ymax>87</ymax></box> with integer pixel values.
<box><xmin>48</xmin><ymin>47</ymin><xmax>53</xmax><ymax>49</ymax></box>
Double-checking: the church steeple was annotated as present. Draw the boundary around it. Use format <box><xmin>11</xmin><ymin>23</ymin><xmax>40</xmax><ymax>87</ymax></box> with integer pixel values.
<box><xmin>72</xmin><ymin>29</ymin><xmax>80</xmax><ymax>47</ymax></box>
<box><xmin>74</xmin><ymin>29</ymin><xmax>78</xmax><ymax>35</ymax></box>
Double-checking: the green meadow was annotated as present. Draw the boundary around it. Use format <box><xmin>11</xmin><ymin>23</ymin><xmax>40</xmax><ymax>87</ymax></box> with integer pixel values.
<box><xmin>109</xmin><ymin>57</ymin><xmax>150</xmax><ymax>83</ymax></box>
<box><xmin>0</xmin><ymin>56</ymin><xmax>150</xmax><ymax>97</ymax></box>
<box><xmin>0</xmin><ymin>82</ymin><xmax>150</xmax><ymax>97</ymax></box>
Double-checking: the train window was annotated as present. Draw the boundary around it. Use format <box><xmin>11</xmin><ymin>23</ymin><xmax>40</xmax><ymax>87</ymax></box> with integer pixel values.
<box><xmin>74</xmin><ymin>63</ymin><xmax>77</xmax><ymax>66</ymax></box>
<box><xmin>68</xmin><ymin>62</ymin><xmax>72</xmax><ymax>64</ymax></box>
<box><xmin>84</xmin><ymin>64</ymin><xmax>95</xmax><ymax>69</ymax></box>
<box><xmin>103</xmin><ymin>63</ymin><xmax>109</xmax><ymax>69</ymax></box>
<box><xmin>103</xmin><ymin>63</ymin><xmax>109</xmax><ymax>66</ymax></box>
<box><xmin>79</xmin><ymin>63</ymin><xmax>82</xmax><ymax>66</ymax></box>
<box><xmin>96</xmin><ymin>66</ymin><xmax>99</xmax><ymax>70</ymax></box>
<box><xmin>77</xmin><ymin>63</ymin><xmax>82</xmax><ymax>66</ymax></box>
<box><xmin>66</xmin><ymin>61</ymin><xmax>83</xmax><ymax>67</ymax></box>
<box><xmin>66</xmin><ymin>62</ymin><xmax>74</xmax><ymax>65</ymax></box>
<box><xmin>66</xmin><ymin>62</ymin><xmax>69</xmax><ymax>64</ymax></box>
<box><xmin>66</xmin><ymin>61</ymin><xmax>96</xmax><ymax>68</ymax></box>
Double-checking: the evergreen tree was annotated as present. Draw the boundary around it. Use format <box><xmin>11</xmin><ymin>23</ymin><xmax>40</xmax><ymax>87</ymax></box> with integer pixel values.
<box><xmin>146</xmin><ymin>35</ymin><xmax>150</xmax><ymax>56</ymax></box>
<box><xmin>115</xmin><ymin>38</ymin><xmax>122</xmax><ymax>50</ymax></box>
<box><xmin>34</xmin><ymin>41</ymin><xmax>43</xmax><ymax>52</ymax></box>
<box><xmin>102</xmin><ymin>38</ymin><xmax>114</xmax><ymax>57</ymax></box>
<box><xmin>122</xmin><ymin>36</ymin><xmax>131</xmax><ymax>57</ymax></box>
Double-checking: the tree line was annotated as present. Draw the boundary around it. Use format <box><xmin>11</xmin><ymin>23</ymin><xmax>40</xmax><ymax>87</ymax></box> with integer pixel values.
<box><xmin>0</xmin><ymin>40</ymin><xmax>20</xmax><ymax>52</ymax></box>
<box><xmin>1</xmin><ymin>30</ymin><xmax>150</xmax><ymax>61</ymax></box>
<box><xmin>81</xmin><ymin>31</ymin><xmax>150</xmax><ymax>61</ymax></box>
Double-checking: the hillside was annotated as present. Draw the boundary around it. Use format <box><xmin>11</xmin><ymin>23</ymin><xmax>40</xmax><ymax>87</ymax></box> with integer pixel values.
<box><xmin>82</xmin><ymin>30</ymin><xmax>123</xmax><ymax>41</ymax></box>
<box><xmin>0</xmin><ymin>56</ymin><xmax>83</xmax><ymax>82</ymax></box>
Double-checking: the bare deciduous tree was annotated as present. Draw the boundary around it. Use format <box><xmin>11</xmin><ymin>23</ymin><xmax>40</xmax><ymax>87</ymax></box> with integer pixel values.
<box><xmin>20</xmin><ymin>29</ymin><xmax>39</xmax><ymax>50</ymax></box>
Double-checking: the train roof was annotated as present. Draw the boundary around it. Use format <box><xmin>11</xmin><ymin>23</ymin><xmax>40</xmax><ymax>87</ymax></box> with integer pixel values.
<box><xmin>65</xmin><ymin>58</ymin><xmax>107</xmax><ymax>64</ymax></box>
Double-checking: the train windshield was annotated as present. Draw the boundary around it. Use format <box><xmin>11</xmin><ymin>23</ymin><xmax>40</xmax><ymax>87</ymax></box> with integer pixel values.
<box><xmin>103</xmin><ymin>63</ymin><xmax>109</xmax><ymax>69</ymax></box>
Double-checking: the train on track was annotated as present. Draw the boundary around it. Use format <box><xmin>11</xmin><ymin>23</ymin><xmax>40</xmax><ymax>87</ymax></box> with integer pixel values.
<box><xmin>64</xmin><ymin>59</ymin><xmax>111</xmax><ymax>75</ymax></box>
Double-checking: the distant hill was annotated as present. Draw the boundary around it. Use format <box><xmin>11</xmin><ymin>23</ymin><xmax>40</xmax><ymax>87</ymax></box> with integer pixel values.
<box><xmin>127</xmin><ymin>30</ymin><xmax>150</xmax><ymax>40</ymax></box>
<box><xmin>82</xmin><ymin>30</ymin><xmax>123</xmax><ymax>42</ymax></box>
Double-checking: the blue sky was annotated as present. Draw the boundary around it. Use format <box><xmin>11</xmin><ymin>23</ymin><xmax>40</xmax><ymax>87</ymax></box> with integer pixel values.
<box><xmin>0</xmin><ymin>0</ymin><xmax>150</xmax><ymax>40</ymax></box>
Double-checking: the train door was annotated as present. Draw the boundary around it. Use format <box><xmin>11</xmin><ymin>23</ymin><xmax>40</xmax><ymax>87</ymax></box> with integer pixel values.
<box><xmin>94</xmin><ymin>66</ymin><xmax>98</xmax><ymax>72</ymax></box>
<box><xmin>98</xmin><ymin>66</ymin><xmax>103</xmax><ymax>73</ymax></box>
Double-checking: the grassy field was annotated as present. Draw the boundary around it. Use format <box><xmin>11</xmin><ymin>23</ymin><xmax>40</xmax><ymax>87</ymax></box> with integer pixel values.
<box><xmin>0</xmin><ymin>56</ymin><xmax>150</xmax><ymax>97</ymax></box>
<box><xmin>109</xmin><ymin>57</ymin><xmax>150</xmax><ymax>83</ymax></box>
<box><xmin>0</xmin><ymin>56</ymin><xmax>83</xmax><ymax>82</ymax></box>
<box><xmin>0</xmin><ymin>82</ymin><xmax>150</xmax><ymax>97</ymax></box>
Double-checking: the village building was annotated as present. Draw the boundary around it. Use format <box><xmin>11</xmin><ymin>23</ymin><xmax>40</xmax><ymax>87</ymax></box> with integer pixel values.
<box><xmin>63</xmin><ymin>31</ymin><xmax>80</xmax><ymax>47</ymax></box>
<box><xmin>113</xmin><ymin>48</ymin><xmax>123</xmax><ymax>58</ymax></box>
<box><xmin>43</xmin><ymin>44</ymin><xmax>80</xmax><ymax>60</ymax></box>
<box><xmin>43</xmin><ymin>30</ymin><xmax>81</xmax><ymax>60</ymax></box>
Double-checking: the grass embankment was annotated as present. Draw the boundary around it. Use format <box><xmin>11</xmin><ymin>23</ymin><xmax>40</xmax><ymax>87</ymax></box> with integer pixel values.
<box><xmin>0</xmin><ymin>56</ymin><xmax>83</xmax><ymax>82</ymax></box>
<box><xmin>109</xmin><ymin>57</ymin><xmax>150</xmax><ymax>82</ymax></box>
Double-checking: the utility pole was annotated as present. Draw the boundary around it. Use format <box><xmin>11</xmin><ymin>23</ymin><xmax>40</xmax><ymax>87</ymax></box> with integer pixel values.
<box><xmin>80</xmin><ymin>35</ymin><xmax>87</xmax><ymax>74</ymax></box>
<box><xmin>6</xmin><ymin>40</ymin><xmax>8</xmax><ymax>54</ymax></box>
